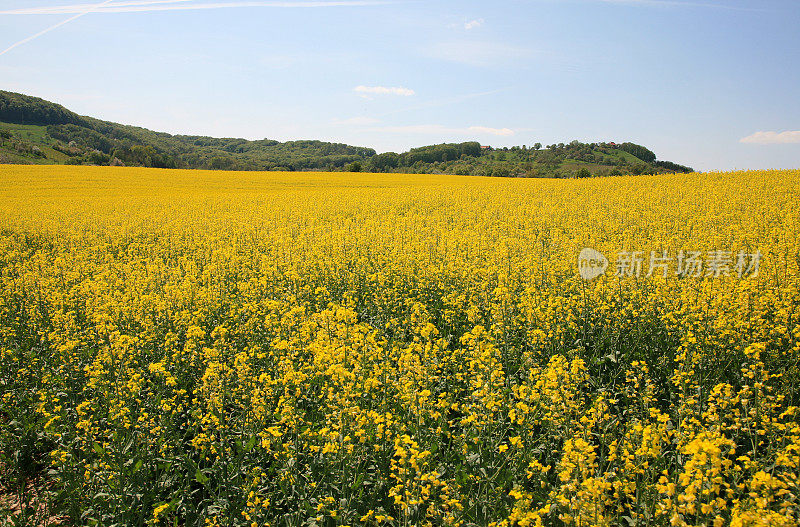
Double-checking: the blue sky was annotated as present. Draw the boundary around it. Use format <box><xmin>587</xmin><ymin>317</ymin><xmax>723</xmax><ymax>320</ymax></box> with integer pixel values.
<box><xmin>1</xmin><ymin>0</ymin><xmax>798</xmax><ymax>171</ymax></box>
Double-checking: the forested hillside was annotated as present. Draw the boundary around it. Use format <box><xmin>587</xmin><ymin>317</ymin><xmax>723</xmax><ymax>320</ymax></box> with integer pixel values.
<box><xmin>0</xmin><ymin>90</ymin><xmax>692</xmax><ymax>177</ymax></box>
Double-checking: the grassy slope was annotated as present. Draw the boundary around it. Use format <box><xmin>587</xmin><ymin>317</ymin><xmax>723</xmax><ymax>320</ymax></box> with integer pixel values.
<box><xmin>0</xmin><ymin>123</ymin><xmax>71</xmax><ymax>165</ymax></box>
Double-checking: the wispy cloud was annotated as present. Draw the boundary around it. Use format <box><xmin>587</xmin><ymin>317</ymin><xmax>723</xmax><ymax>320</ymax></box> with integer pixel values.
<box><xmin>426</xmin><ymin>41</ymin><xmax>535</xmax><ymax>67</ymax></box>
<box><xmin>0</xmin><ymin>0</ymin><xmax>391</xmax><ymax>15</ymax></box>
<box><xmin>464</xmin><ymin>18</ymin><xmax>483</xmax><ymax>30</ymax></box>
<box><xmin>354</xmin><ymin>85</ymin><xmax>415</xmax><ymax>97</ymax></box>
<box><xmin>740</xmin><ymin>131</ymin><xmax>800</xmax><ymax>145</ymax></box>
<box><xmin>467</xmin><ymin>125</ymin><xmax>514</xmax><ymax>136</ymax></box>
<box><xmin>371</xmin><ymin>124</ymin><xmax>514</xmax><ymax>137</ymax></box>
<box><xmin>336</xmin><ymin>88</ymin><xmax>510</xmax><ymax>128</ymax></box>
<box><xmin>379</xmin><ymin>87</ymin><xmax>510</xmax><ymax>117</ymax></box>
<box><xmin>333</xmin><ymin>116</ymin><xmax>381</xmax><ymax>125</ymax></box>
<box><xmin>593</xmin><ymin>0</ymin><xmax>762</xmax><ymax>10</ymax></box>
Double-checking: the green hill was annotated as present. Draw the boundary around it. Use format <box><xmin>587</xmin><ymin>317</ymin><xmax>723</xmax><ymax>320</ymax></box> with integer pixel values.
<box><xmin>0</xmin><ymin>90</ymin><xmax>692</xmax><ymax>177</ymax></box>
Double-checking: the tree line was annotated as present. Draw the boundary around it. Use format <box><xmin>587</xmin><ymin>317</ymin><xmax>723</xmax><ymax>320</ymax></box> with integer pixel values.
<box><xmin>1</xmin><ymin>90</ymin><xmax>693</xmax><ymax>177</ymax></box>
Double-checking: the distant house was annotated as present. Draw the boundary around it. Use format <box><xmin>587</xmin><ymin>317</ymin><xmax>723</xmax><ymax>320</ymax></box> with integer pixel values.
<box><xmin>480</xmin><ymin>145</ymin><xmax>492</xmax><ymax>151</ymax></box>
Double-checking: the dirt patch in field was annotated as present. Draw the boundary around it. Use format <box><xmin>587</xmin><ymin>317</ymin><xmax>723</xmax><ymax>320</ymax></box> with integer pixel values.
<box><xmin>0</xmin><ymin>468</ymin><xmax>66</xmax><ymax>527</ymax></box>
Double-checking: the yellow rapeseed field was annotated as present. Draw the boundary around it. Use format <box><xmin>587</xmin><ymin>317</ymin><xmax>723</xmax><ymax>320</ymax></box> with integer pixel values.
<box><xmin>1</xmin><ymin>165</ymin><xmax>799</xmax><ymax>526</ymax></box>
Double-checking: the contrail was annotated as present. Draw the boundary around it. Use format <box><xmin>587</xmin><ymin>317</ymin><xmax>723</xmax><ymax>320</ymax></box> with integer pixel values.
<box><xmin>0</xmin><ymin>1</ymin><xmax>197</xmax><ymax>15</ymax></box>
<box><xmin>0</xmin><ymin>1</ymin><xmax>392</xmax><ymax>15</ymax></box>
<box><xmin>0</xmin><ymin>0</ymin><xmax>118</xmax><ymax>57</ymax></box>
<box><xmin>0</xmin><ymin>0</ymin><xmax>390</xmax><ymax>56</ymax></box>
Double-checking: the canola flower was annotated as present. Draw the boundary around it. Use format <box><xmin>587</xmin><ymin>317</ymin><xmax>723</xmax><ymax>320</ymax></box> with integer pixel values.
<box><xmin>0</xmin><ymin>165</ymin><xmax>798</xmax><ymax>526</ymax></box>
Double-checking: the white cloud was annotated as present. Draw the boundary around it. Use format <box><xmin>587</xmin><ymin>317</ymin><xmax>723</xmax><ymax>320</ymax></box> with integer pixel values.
<box><xmin>464</xmin><ymin>18</ymin><xmax>483</xmax><ymax>30</ymax></box>
<box><xmin>0</xmin><ymin>0</ymin><xmax>391</xmax><ymax>15</ymax></box>
<box><xmin>354</xmin><ymin>85</ymin><xmax>415</xmax><ymax>97</ymax></box>
<box><xmin>740</xmin><ymin>131</ymin><xmax>800</xmax><ymax>145</ymax></box>
<box><xmin>371</xmin><ymin>124</ymin><xmax>514</xmax><ymax>137</ymax></box>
